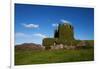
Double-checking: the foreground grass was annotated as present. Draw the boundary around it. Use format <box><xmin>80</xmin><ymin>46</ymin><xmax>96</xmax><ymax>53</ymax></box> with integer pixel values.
<box><xmin>15</xmin><ymin>48</ymin><xmax>94</xmax><ymax>65</ymax></box>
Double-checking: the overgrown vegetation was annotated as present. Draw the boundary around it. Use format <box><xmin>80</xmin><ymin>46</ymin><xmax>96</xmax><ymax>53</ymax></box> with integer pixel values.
<box><xmin>42</xmin><ymin>38</ymin><xmax>55</xmax><ymax>49</ymax></box>
<box><xmin>42</xmin><ymin>23</ymin><xmax>75</xmax><ymax>49</ymax></box>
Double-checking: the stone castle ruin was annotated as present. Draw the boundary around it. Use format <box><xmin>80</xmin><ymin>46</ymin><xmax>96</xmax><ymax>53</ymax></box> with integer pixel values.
<box><xmin>42</xmin><ymin>20</ymin><xmax>94</xmax><ymax>50</ymax></box>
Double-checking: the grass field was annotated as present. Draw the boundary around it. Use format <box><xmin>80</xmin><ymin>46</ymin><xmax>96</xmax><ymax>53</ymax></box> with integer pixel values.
<box><xmin>15</xmin><ymin>48</ymin><xmax>94</xmax><ymax>65</ymax></box>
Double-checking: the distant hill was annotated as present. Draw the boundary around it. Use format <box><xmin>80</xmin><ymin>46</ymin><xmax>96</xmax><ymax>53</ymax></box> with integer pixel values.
<box><xmin>15</xmin><ymin>43</ymin><xmax>45</xmax><ymax>51</ymax></box>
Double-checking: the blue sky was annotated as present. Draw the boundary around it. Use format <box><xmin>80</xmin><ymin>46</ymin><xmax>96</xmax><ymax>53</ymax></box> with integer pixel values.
<box><xmin>15</xmin><ymin>3</ymin><xmax>94</xmax><ymax>45</ymax></box>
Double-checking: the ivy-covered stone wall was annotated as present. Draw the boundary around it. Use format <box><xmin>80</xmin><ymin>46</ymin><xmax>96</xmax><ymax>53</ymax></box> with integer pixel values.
<box><xmin>42</xmin><ymin>23</ymin><xmax>75</xmax><ymax>49</ymax></box>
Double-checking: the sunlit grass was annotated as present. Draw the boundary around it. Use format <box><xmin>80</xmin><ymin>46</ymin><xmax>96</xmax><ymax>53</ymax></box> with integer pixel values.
<box><xmin>15</xmin><ymin>48</ymin><xmax>94</xmax><ymax>65</ymax></box>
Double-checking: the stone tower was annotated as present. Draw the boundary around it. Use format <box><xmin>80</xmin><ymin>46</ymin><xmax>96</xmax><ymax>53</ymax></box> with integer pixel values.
<box><xmin>42</xmin><ymin>20</ymin><xmax>75</xmax><ymax>49</ymax></box>
<box><xmin>57</xmin><ymin>23</ymin><xmax>74</xmax><ymax>40</ymax></box>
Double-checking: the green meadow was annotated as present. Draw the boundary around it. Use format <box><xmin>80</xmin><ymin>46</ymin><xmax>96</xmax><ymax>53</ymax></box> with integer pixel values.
<box><xmin>15</xmin><ymin>48</ymin><xmax>94</xmax><ymax>65</ymax></box>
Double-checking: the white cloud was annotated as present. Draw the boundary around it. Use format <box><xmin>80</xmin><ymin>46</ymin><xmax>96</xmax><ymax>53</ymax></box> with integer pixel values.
<box><xmin>52</xmin><ymin>23</ymin><xmax>58</xmax><ymax>27</ymax></box>
<box><xmin>15</xmin><ymin>32</ymin><xmax>47</xmax><ymax>38</ymax></box>
<box><xmin>22</xmin><ymin>23</ymin><xmax>39</xmax><ymax>28</ymax></box>
<box><xmin>33</xmin><ymin>33</ymin><xmax>47</xmax><ymax>38</ymax></box>
<box><xmin>60</xmin><ymin>19</ymin><xmax>71</xmax><ymax>24</ymax></box>
<box><xmin>15</xmin><ymin>32</ymin><xmax>28</xmax><ymax>37</ymax></box>
<box><xmin>15</xmin><ymin>32</ymin><xmax>47</xmax><ymax>44</ymax></box>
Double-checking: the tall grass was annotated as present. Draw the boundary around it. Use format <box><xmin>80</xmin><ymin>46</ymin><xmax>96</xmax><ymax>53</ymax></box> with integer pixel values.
<box><xmin>15</xmin><ymin>48</ymin><xmax>94</xmax><ymax>65</ymax></box>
